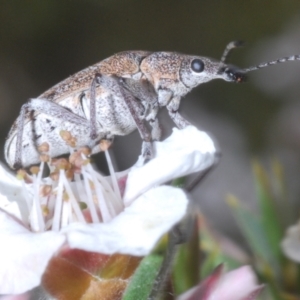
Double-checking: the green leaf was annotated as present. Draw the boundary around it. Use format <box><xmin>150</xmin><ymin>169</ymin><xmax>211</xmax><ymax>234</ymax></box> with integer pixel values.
<box><xmin>171</xmin><ymin>176</ymin><xmax>186</xmax><ymax>188</ymax></box>
<box><xmin>271</xmin><ymin>159</ymin><xmax>295</xmax><ymax>227</ymax></box>
<box><xmin>271</xmin><ymin>159</ymin><xmax>288</xmax><ymax>205</ymax></box>
<box><xmin>227</xmin><ymin>195</ymin><xmax>279</xmax><ymax>273</ymax></box>
<box><xmin>122</xmin><ymin>254</ymin><xmax>163</xmax><ymax>300</ymax></box>
<box><xmin>172</xmin><ymin>220</ymin><xmax>200</xmax><ymax>295</ymax></box>
<box><xmin>253</xmin><ymin>161</ymin><xmax>283</xmax><ymax>264</ymax></box>
<box><xmin>199</xmin><ymin>216</ymin><xmax>242</xmax><ymax>277</ymax></box>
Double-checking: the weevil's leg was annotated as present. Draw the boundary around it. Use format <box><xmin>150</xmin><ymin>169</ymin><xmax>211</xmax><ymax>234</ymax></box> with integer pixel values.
<box><xmin>146</xmin><ymin>105</ymin><xmax>161</xmax><ymax>140</ymax></box>
<box><xmin>119</xmin><ymin>83</ymin><xmax>153</xmax><ymax>159</ymax></box>
<box><xmin>97</xmin><ymin>75</ymin><xmax>153</xmax><ymax>160</ymax></box>
<box><xmin>89</xmin><ymin>74</ymin><xmax>100</xmax><ymax>140</ymax></box>
<box><xmin>157</xmin><ymin>86</ymin><xmax>190</xmax><ymax>130</ymax></box>
<box><xmin>120</xmin><ymin>77</ymin><xmax>157</xmax><ymax>118</ymax></box>
<box><xmin>166</xmin><ymin>97</ymin><xmax>191</xmax><ymax>129</ymax></box>
<box><xmin>149</xmin><ymin>118</ymin><xmax>161</xmax><ymax>141</ymax></box>
<box><xmin>27</xmin><ymin>98</ymin><xmax>90</xmax><ymax>125</ymax></box>
<box><xmin>120</xmin><ymin>77</ymin><xmax>162</xmax><ymax>141</ymax></box>
<box><xmin>157</xmin><ymin>89</ymin><xmax>173</xmax><ymax>107</ymax></box>
<box><xmin>14</xmin><ymin>98</ymin><xmax>90</xmax><ymax>169</ymax></box>
<box><xmin>120</xmin><ymin>77</ymin><xmax>157</xmax><ymax>107</ymax></box>
<box><xmin>14</xmin><ymin>103</ymin><xmax>29</xmax><ymax>169</ymax></box>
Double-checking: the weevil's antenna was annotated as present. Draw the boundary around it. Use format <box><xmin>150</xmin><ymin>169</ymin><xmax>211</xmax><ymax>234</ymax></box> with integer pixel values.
<box><xmin>220</xmin><ymin>40</ymin><xmax>244</xmax><ymax>64</ymax></box>
<box><xmin>244</xmin><ymin>54</ymin><xmax>300</xmax><ymax>72</ymax></box>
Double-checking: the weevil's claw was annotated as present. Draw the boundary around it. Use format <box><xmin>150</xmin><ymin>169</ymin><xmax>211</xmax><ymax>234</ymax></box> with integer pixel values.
<box><xmin>13</xmin><ymin>162</ymin><xmax>22</xmax><ymax>170</ymax></box>
<box><xmin>141</xmin><ymin>141</ymin><xmax>154</xmax><ymax>163</ymax></box>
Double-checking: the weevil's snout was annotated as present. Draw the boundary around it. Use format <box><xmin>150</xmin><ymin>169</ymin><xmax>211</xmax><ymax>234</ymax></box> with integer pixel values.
<box><xmin>218</xmin><ymin>66</ymin><xmax>247</xmax><ymax>83</ymax></box>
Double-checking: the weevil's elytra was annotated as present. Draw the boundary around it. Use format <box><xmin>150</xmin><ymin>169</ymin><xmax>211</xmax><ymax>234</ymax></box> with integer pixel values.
<box><xmin>99</xmin><ymin>51</ymin><xmax>152</xmax><ymax>77</ymax></box>
<box><xmin>5</xmin><ymin>42</ymin><xmax>300</xmax><ymax>169</ymax></box>
<box><xmin>41</xmin><ymin>51</ymin><xmax>151</xmax><ymax>102</ymax></box>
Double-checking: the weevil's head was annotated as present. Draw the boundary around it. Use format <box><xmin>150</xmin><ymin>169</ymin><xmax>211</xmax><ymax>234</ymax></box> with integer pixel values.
<box><xmin>179</xmin><ymin>55</ymin><xmax>246</xmax><ymax>90</ymax></box>
<box><xmin>218</xmin><ymin>65</ymin><xmax>247</xmax><ymax>83</ymax></box>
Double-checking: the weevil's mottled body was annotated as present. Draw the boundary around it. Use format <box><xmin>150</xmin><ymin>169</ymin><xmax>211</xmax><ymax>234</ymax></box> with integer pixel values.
<box><xmin>5</xmin><ymin>49</ymin><xmax>246</xmax><ymax>169</ymax></box>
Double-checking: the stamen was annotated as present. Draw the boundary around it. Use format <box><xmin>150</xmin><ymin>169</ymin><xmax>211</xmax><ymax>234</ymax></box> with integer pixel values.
<box><xmin>61</xmin><ymin>191</ymin><xmax>71</xmax><ymax>228</ymax></box>
<box><xmin>94</xmin><ymin>171</ymin><xmax>124</xmax><ymax>216</ymax></box>
<box><xmin>105</xmin><ymin>150</ymin><xmax>122</xmax><ymax>202</ymax></box>
<box><xmin>16</xmin><ymin>170</ymin><xmax>33</xmax><ymax>217</ymax></box>
<box><xmin>87</xmin><ymin>166</ymin><xmax>110</xmax><ymax>221</ymax></box>
<box><xmin>21</xmin><ymin>131</ymin><xmax>129</xmax><ymax>232</ymax></box>
<box><xmin>30</xmin><ymin>162</ymin><xmax>45</xmax><ymax>232</ymax></box>
<box><xmin>60</xmin><ymin>173</ymin><xmax>86</xmax><ymax>223</ymax></box>
<box><xmin>74</xmin><ymin>173</ymin><xmax>87</xmax><ymax>202</ymax></box>
<box><xmin>20</xmin><ymin>182</ymin><xmax>32</xmax><ymax>215</ymax></box>
<box><xmin>45</xmin><ymin>193</ymin><xmax>56</xmax><ymax>230</ymax></box>
<box><xmin>85</xmin><ymin>163</ymin><xmax>117</xmax><ymax>222</ymax></box>
<box><xmin>52</xmin><ymin>169</ymin><xmax>64</xmax><ymax>231</ymax></box>
<box><xmin>81</xmin><ymin>165</ymin><xmax>100</xmax><ymax>223</ymax></box>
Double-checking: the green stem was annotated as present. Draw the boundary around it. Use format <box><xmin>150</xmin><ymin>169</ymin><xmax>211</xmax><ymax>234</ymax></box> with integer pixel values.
<box><xmin>148</xmin><ymin>229</ymin><xmax>179</xmax><ymax>300</ymax></box>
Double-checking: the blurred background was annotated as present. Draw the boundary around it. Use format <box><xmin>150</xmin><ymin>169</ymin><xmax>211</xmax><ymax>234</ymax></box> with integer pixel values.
<box><xmin>1</xmin><ymin>0</ymin><xmax>300</xmax><ymax>241</ymax></box>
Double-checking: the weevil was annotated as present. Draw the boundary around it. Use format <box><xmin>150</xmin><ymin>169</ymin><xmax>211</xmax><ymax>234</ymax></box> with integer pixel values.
<box><xmin>5</xmin><ymin>41</ymin><xmax>300</xmax><ymax>169</ymax></box>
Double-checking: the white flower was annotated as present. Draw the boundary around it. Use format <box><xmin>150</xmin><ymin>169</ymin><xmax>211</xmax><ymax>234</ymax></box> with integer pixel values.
<box><xmin>281</xmin><ymin>221</ymin><xmax>300</xmax><ymax>262</ymax></box>
<box><xmin>0</xmin><ymin>126</ymin><xmax>217</xmax><ymax>295</ymax></box>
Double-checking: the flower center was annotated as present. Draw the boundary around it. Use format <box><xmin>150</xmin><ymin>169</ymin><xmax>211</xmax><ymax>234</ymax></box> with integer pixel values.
<box><xmin>17</xmin><ymin>138</ymin><xmax>125</xmax><ymax>233</ymax></box>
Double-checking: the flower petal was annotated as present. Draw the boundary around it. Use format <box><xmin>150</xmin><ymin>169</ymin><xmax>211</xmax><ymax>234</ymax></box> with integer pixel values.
<box><xmin>178</xmin><ymin>265</ymin><xmax>261</xmax><ymax>300</ymax></box>
<box><xmin>124</xmin><ymin>126</ymin><xmax>217</xmax><ymax>204</ymax></box>
<box><xmin>0</xmin><ymin>210</ymin><xmax>65</xmax><ymax>294</ymax></box>
<box><xmin>0</xmin><ymin>165</ymin><xmax>27</xmax><ymax>203</ymax></box>
<box><xmin>281</xmin><ymin>223</ymin><xmax>300</xmax><ymax>262</ymax></box>
<box><xmin>63</xmin><ymin>186</ymin><xmax>188</xmax><ymax>256</ymax></box>
<box><xmin>208</xmin><ymin>266</ymin><xmax>259</xmax><ymax>300</ymax></box>
<box><xmin>0</xmin><ymin>195</ymin><xmax>22</xmax><ymax>221</ymax></box>
<box><xmin>177</xmin><ymin>264</ymin><xmax>224</xmax><ymax>300</ymax></box>
<box><xmin>0</xmin><ymin>165</ymin><xmax>30</xmax><ymax>221</ymax></box>
<box><xmin>0</xmin><ymin>292</ymin><xmax>30</xmax><ymax>300</ymax></box>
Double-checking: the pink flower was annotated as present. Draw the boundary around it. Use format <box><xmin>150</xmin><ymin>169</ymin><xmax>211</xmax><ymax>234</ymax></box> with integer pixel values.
<box><xmin>0</xmin><ymin>126</ymin><xmax>217</xmax><ymax>297</ymax></box>
<box><xmin>178</xmin><ymin>264</ymin><xmax>264</xmax><ymax>300</ymax></box>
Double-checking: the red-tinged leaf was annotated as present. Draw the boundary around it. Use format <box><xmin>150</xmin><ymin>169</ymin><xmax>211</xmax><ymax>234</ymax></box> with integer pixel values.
<box><xmin>98</xmin><ymin>254</ymin><xmax>142</xmax><ymax>279</ymax></box>
<box><xmin>183</xmin><ymin>264</ymin><xmax>224</xmax><ymax>300</ymax></box>
<box><xmin>81</xmin><ymin>279</ymin><xmax>128</xmax><ymax>300</ymax></box>
<box><xmin>42</xmin><ymin>253</ymin><xmax>94</xmax><ymax>300</ymax></box>
<box><xmin>42</xmin><ymin>248</ymin><xmax>142</xmax><ymax>299</ymax></box>
<box><xmin>58</xmin><ymin>247</ymin><xmax>111</xmax><ymax>274</ymax></box>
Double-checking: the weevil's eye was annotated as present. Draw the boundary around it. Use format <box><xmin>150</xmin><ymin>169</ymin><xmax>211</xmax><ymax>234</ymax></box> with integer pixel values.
<box><xmin>191</xmin><ymin>59</ymin><xmax>204</xmax><ymax>73</ymax></box>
